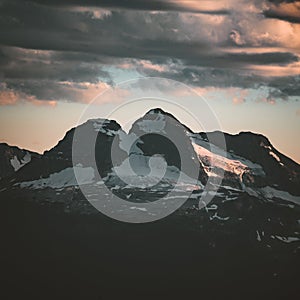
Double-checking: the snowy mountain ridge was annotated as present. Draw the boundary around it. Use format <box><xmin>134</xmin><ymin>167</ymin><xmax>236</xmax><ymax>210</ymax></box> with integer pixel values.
<box><xmin>0</xmin><ymin>109</ymin><xmax>299</xmax><ymax>198</ymax></box>
<box><xmin>1</xmin><ymin>109</ymin><xmax>300</xmax><ymax>248</ymax></box>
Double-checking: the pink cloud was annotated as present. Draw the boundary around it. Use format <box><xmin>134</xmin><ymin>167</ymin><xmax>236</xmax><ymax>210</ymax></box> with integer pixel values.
<box><xmin>0</xmin><ymin>80</ymin><xmax>128</xmax><ymax>107</ymax></box>
<box><xmin>58</xmin><ymin>81</ymin><xmax>110</xmax><ymax>104</ymax></box>
<box><xmin>139</xmin><ymin>60</ymin><xmax>167</xmax><ymax>72</ymax></box>
<box><xmin>232</xmin><ymin>97</ymin><xmax>245</xmax><ymax>105</ymax></box>
<box><xmin>175</xmin><ymin>0</ymin><xmax>228</xmax><ymax>13</ymax></box>
<box><xmin>0</xmin><ymin>84</ymin><xmax>57</xmax><ymax>107</ymax></box>
<box><xmin>118</xmin><ymin>59</ymin><xmax>168</xmax><ymax>73</ymax></box>
<box><xmin>256</xmin><ymin>97</ymin><xmax>276</xmax><ymax>105</ymax></box>
<box><xmin>0</xmin><ymin>89</ymin><xmax>19</xmax><ymax>105</ymax></box>
<box><xmin>246</xmin><ymin>61</ymin><xmax>300</xmax><ymax>77</ymax></box>
<box><xmin>28</xmin><ymin>99</ymin><xmax>57</xmax><ymax>107</ymax></box>
<box><xmin>59</xmin><ymin>81</ymin><xmax>131</xmax><ymax>105</ymax></box>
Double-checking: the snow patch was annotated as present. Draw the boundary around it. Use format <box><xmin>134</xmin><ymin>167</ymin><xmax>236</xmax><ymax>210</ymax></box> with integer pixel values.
<box><xmin>192</xmin><ymin>142</ymin><xmax>248</xmax><ymax>180</ymax></box>
<box><xmin>108</xmin><ymin>155</ymin><xmax>202</xmax><ymax>191</ymax></box>
<box><xmin>261</xmin><ymin>143</ymin><xmax>284</xmax><ymax>166</ymax></box>
<box><xmin>269</xmin><ymin>151</ymin><xmax>284</xmax><ymax>166</ymax></box>
<box><xmin>10</xmin><ymin>156</ymin><xmax>21</xmax><ymax>171</ymax></box>
<box><xmin>118</xmin><ymin>131</ymin><xmax>142</xmax><ymax>154</ymax></box>
<box><xmin>22</xmin><ymin>152</ymin><xmax>31</xmax><ymax>164</ymax></box>
<box><xmin>92</xmin><ymin>119</ymin><xmax>117</xmax><ymax>136</ymax></box>
<box><xmin>256</xmin><ymin>230</ymin><xmax>262</xmax><ymax>242</ymax></box>
<box><xmin>260</xmin><ymin>186</ymin><xmax>300</xmax><ymax>205</ymax></box>
<box><xmin>271</xmin><ymin>235</ymin><xmax>300</xmax><ymax>243</ymax></box>
<box><xmin>129</xmin><ymin>207</ymin><xmax>147</xmax><ymax>212</ymax></box>
<box><xmin>137</xmin><ymin>114</ymin><xmax>166</xmax><ymax>133</ymax></box>
<box><xmin>209</xmin><ymin>212</ymin><xmax>230</xmax><ymax>221</ymax></box>
<box><xmin>10</xmin><ymin>152</ymin><xmax>31</xmax><ymax>171</ymax></box>
<box><xmin>19</xmin><ymin>166</ymin><xmax>95</xmax><ymax>189</ymax></box>
<box><xmin>191</xmin><ymin>136</ymin><xmax>265</xmax><ymax>181</ymax></box>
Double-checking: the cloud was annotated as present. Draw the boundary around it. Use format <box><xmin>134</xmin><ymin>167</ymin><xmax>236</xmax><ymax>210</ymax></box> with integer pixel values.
<box><xmin>0</xmin><ymin>86</ymin><xmax>19</xmax><ymax>105</ymax></box>
<box><xmin>1</xmin><ymin>80</ymin><xmax>112</xmax><ymax>103</ymax></box>
<box><xmin>0</xmin><ymin>83</ymin><xmax>57</xmax><ymax>106</ymax></box>
<box><xmin>0</xmin><ymin>0</ymin><xmax>299</xmax><ymax>105</ymax></box>
<box><xmin>0</xmin><ymin>47</ymin><xmax>112</xmax><ymax>83</ymax></box>
<box><xmin>264</xmin><ymin>1</ymin><xmax>300</xmax><ymax>24</ymax></box>
<box><xmin>232</xmin><ymin>91</ymin><xmax>247</xmax><ymax>105</ymax></box>
<box><xmin>11</xmin><ymin>0</ymin><xmax>231</xmax><ymax>15</ymax></box>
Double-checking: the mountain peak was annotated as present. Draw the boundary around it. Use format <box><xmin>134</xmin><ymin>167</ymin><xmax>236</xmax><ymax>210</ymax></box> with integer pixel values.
<box><xmin>146</xmin><ymin>108</ymin><xmax>168</xmax><ymax>115</ymax></box>
<box><xmin>144</xmin><ymin>107</ymin><xmax>182</xmax><ymax>123</ymax></box>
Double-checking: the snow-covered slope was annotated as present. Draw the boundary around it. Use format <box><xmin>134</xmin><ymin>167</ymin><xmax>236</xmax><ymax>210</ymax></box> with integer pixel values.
<box><xmin>198</xmin><ymin>131</ymin><xmax>300</xmax><ymax>195</ymax></box>
<box><xmin>191</xmin><ymin>134</ymin><xmax>265</xmax><ymax>187</ymax></box>
<box><xmin>19</xmin><ymin>165</ymin><xmax>95</xmax><ymax>189</ymax></box>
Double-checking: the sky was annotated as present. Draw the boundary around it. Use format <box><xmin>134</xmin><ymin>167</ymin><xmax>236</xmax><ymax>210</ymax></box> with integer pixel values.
<box><xmin>0</xmin><ymin>0</ymin><xmax>299</xmax><ymax>162</ymax></box>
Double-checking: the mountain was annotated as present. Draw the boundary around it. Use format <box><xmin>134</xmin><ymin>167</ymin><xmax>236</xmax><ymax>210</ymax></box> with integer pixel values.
<box><xmin>3</xmin><ymin>108</ymin><xmax>299</xmax><ymax>194</ymax></box>
<box><xmin>1</xmin><ymin>107</ymin><xmax>299</xmax><ymax>239</ymax></box>
<box><xmin>1</xmin><ymin>109</ymin><xmax>299</xmax><ymax>299</ymax></box>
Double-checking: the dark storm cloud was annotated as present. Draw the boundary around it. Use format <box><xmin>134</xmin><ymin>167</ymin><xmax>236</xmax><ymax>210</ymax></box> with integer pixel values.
<box><xmin>0</xmin><ymin>47</ymin><xmax>111</xmax><ymax>83</ymax></box>
<box><xmin>267</xmin><ymin>0</ymin><xmax>299</xmax><ymax>3</ymax></box>
<box><xmin>268</xmin><ymin>75</ymin><xmax>300</xmax><ymax>98</ymax></box>
<box><xmin>0</xmin><ymin>1</ymin><xmax>296</xmax><ymax>66</ymax></box>
<box><xmin>134</xmin><ymin>64</ymin><xmax>300</xmax><ymax>102</ymax></box>
<box><xmin>264</xmin><ymin>8</ymin><xmax>300</xmax><ymax>24</ymax></box>
<box><xmin>180</xmin><ymin>52</ymin><xmax>299</xmax><ymax>67</ymax></box>
<box><xmin>4</xmin><ymin>79</ymin><xmax>78</xmax><ymax>101</ymax></box>
<box><xmin>264</xmin><ymin>0</ymin><xmax>300</xmax><ymax>24</ymax></box>
<box><xmin>9</xmin><ymin>0</ymin><xmax>231</xmax><ymax>15</ymax></box>
<box><xmin>0</xmin><ymin>0</ymin><xmax>299</xmax><ymax>103</ymax></box>
<box><xmin>0</xmin><ymin>2</ymin><xmax>185</xmax><ymax>55</ymax></box>
<box><xmin>264</xmin><ymin>11</ymin><xmax>300</xmax><ymax>24</ymax></box>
